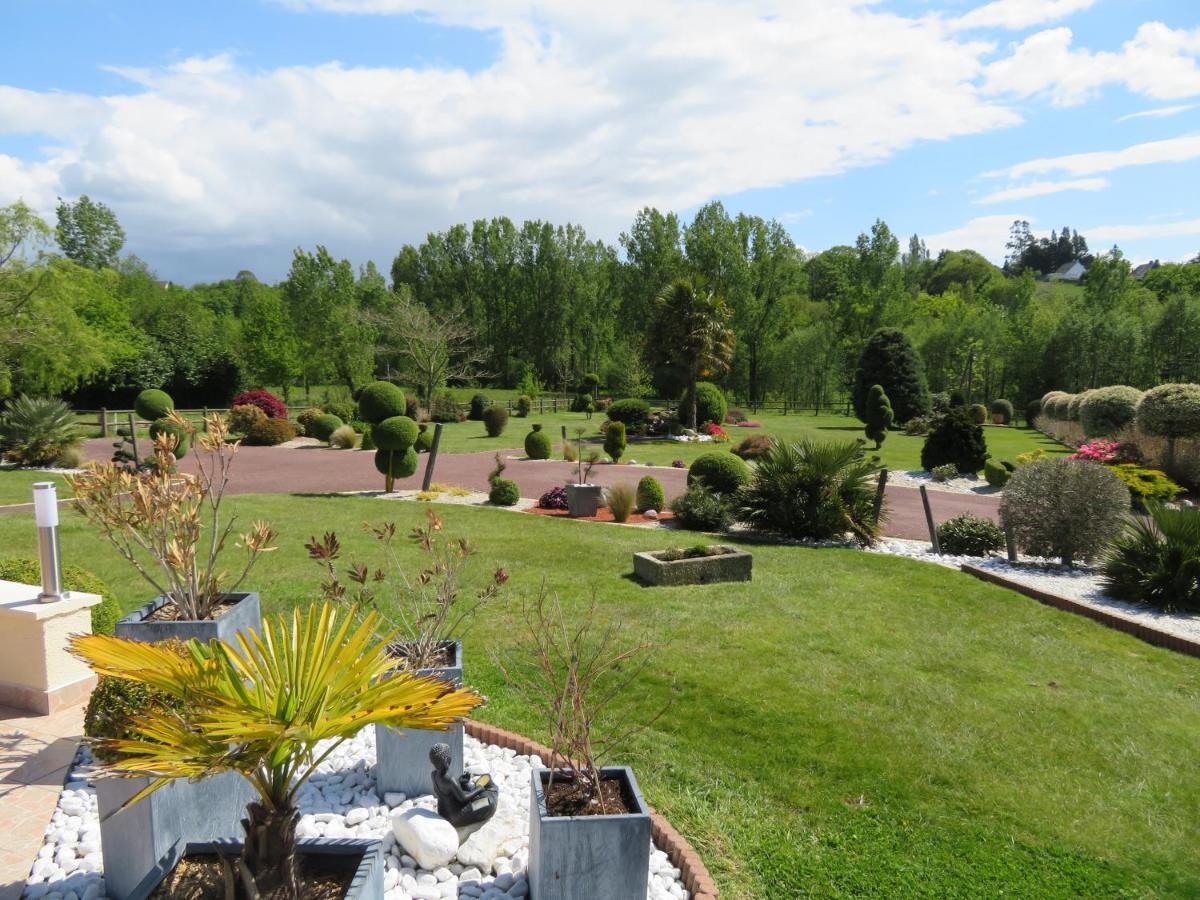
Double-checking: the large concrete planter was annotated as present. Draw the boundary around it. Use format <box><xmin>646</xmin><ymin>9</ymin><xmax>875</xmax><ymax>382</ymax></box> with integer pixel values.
<box><xmin>633</xmin><ymin>547</ymin><xmax>752</xmax><ymax>586</ymax></box>
<box><xmin>566</xmin><ymin>483</ymin><xmax>603</xmax><ymax>517</ymax></box>
<box><xmin>376</xmin><ymin>640</ymin><xmax>463</xmax><ymax>797</ymax></box>
<box><xmin>114</xmin><ymin>590</ymin><xmax>262</xmax><ymax>644</ymax></box>
<box><xmin>125</xmin><ymin>838</ymin><xmax>383</xmax><ymax>900</ymax></box>
<box><xmin>529</xmin><ymin>767</ymin><xmax>651</xmax><ymax>900</ymax></box>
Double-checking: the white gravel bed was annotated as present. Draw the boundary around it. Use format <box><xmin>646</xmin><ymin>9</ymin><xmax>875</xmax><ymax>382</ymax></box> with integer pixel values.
<box><xmin>374</xmin><ymin>489</ymin><xmax>538</xmax><ymax>512</ymax></box>
<box><xmin>23</xmin><ymin>732</ymin><xmax>688</xmax><ymax>900</ymax></box>
<box><xmin>884</xmin><ymin>469</ymin><xmax>1000</xmax><ymax>496</ymax></box>
<box><xmin>278</xmin><ymin>436</ymin><xmax>324</xmax><ymax>449</ymax></box>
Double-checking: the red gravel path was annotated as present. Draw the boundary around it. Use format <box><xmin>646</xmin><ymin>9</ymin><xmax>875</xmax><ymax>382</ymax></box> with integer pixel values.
<box><xmin>63</xmin><ymin>438</ymin><xmax>1001</xmax><ymax>541</ymax></box>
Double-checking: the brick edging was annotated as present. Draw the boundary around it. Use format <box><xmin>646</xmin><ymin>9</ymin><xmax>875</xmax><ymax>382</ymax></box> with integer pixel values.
<box><xmin>465</xmin><ymin>721</ymin><xmax>719</xmax><ymax>899</ymax></box>
<box><xmin>960</xmin><ymin>564</ymin><xmax>1200</xmax><ymax>659</ymax></box>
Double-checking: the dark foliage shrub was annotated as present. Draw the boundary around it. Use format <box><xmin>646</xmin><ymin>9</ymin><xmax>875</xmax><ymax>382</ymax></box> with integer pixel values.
<box><xmin>864</xmin><ymin>384</ymin><xmax>894</xmax><ymax>449</ymax></box>
<box><xmin>989</xmin><ymin>399</ymin><xmax>1014</xmax><ymax>424</ymax></box>
<box><xmin>538</xmin><ymin>485</ymin><xmax>569</xmax><ymax>510</ymax></box>
<box><xmin>999</xmin><ymin>459</ymin><xmax>1129</xmax><ymax>566</ymax></box>
<box><xmin>1040</xmin><ymin>391</ymin><xmax>1068</xmax><ymax>421</ymax></box>
<box><xmin>374</xmin><ymin>446</ymin><xmax>418</xmax><ymax>479</ymax></box>
<box><xmin>296</xmin><ymin>407</ymin><xmax>323</xmax><ymax>437</ymax></box>
<box><xmin>415</xmin><ymin>423</ymin><xmax>433</xmax><ymax>452</ymax></box>
<box><xmin>372</xmin><ymin>415</ymin><xmax>418</xmax><ymax>450</ymax></box>
<box><xmin>483</xmin><ymin>405</ymin><xmax>509</xmax><ymax>437</ymax></box>
<box><xmin>672</xmin><ymin>459</ymin><xmax>686</xmax><ymax>468</ymax></box>
<box><xmin>84</xmin><ymin>671</ymin><xmax>187</xmax><ymax>762</ymax></box>
<box><xmin>310</xmin><ymin>413</ymin><xmax>343</xmax><ymax>442</ymax></box>
<box><xmin>489</xmin><ymin>478</ymin><xmax>520</xmax><ymax>506</ymax></box>
<box><xmin>733</xmin><ymin>434</ymin><xmax>773</xmax><ymax>460</ymax></box>
<box><xmin>670</xmin><ymin>483</ymin><xmax>733</xmax><ymax>532</ymax></box>
<box><xmin>937</xmin><ymin>513</ymin><xmax>1005</xmax><ymax>557</ymax></box>
<box><xmin>134</xmin><ymin>388</ymin><xmax>174</xmax><ymax>421</ymax></box>
<box><xmin>232</xmin><ymin>389</ymin><xmax>286</xmax><ymax>420</ymax></box>
<box><xmin>920</xmin><ymin>408</ymin><xmax>988</xmax><ymax>474</ymax></box>
<box><xmin>725</xmin><ymin>407</ymin><xmax>748</xmax><ymax>424</ymax></box>
<box><xmin>1107</xmin><ymin>464</ymin><xmax>1183</xmax><ymax>507</ymax></box>
<box><xmin>0</xmin><ymin>395</ymin><xmax>82</xmax><ymax>467</ymax></box>
<box><xmin>984</xmin><ymin>458</ymin><xmax>1015</xmax><ymax>487</ymax></box>
<box><xmin>968</xmin><ymin>403</ymin><xmax>987</xmax><ymax>425</ymax></box>
<box><xmin>930</xmin><ymin>392</ymin><xmax>950</xmax><ymax>414</ymax></box>
<box><xmin>428</xmin><ymin>392</ymin><xmax>461</xmax><ymax>423</ymax></box>
<box><xmin>0</xmin><ymin>557</ymin><xmax>119</xmax><ymax>635</ymax></box>
<box><xmin>852</xmin><ymin>329</ymin><xmax>931</xmax><ymax>424</ymax></box>
<box><xmin>148</xmin><ymin>418</ymin><xmax>191</xmax><ymax>458</ymax></box>
<box><xmin>357</xmin><ymin>381</ymin><xmax>407</xmax><ymax>424</ymax></box>
<box><xmin>688</xmin><ymin>452</ymin><xmax>751</xmax><ymax>494</ymax></box>
<box><xmin>636</xmin><ymin>476</ymin><xmax>665</xmax><ymax>512</ymax></box>
<box><xmin>948</xmin><ymin>390</ymin><xmax>966</xmax><ymax>408</ymax></box>
<box><xmin>322</xmin><ymin>400</ymin><xmax>356</xmax><ymax>424</ymax></box>
<box><xmin>682</xmin><ymin>382</ymin><xmax>727</xmax><ymax>428</ymax></box>
<box><xmin>1102</xmin><ymin>501</ymin><xmax>1200</xmax><ymax>612</ymax></box>
<box><xmin>1136</xmin><ymin>383</ymin><xmax>1200</xmax><ymax>439</ymax></box>
<box><xmin>244</xmin><ymin>417</ymin><xmax>296</xmax><ymax>446</ymax></box>
<box><xmin>525</xmin><ymin>424</ymin><xmax>552</xmax><ymax>459</ymax></box>
<box><xmin>468</xmin><ymin>393</ymin><xmax>489</xmax><ymax>420</ymax></box>
<box><xmin>229</xmin><ymin>403</ymin><xmax>266</xmax><ymax>434</ymax></box>
<box><xmin>570</xmin><ymin>393</ymin><xmax>593</xmax><ymax>413</ymax></box>
<box><xmin>1025</xmin><ymin>399</ymin><xmax>1041</xmax><ymax>427</ymax></box>
<box><xmin>606</xmin><ymin>398</ymin><xmax>652</xmax><ymax>430</ymax></box>
<box><xmin>579</xmin><ymin>372</ymin><xmax>601</xmax><ymax>394</ymax></box>
<box><xmin>515</xmin><ymin>395</ymin><xmax>532</xmax><ymax>417</ymax></box>
<box><xmin>604</xmin><ymin>420</ymin><xmax>626</xmax><ymax>462</ymax></box>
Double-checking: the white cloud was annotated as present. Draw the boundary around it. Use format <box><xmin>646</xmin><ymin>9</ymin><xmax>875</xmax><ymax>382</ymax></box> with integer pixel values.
<box><xmin>0</xmin><ymin>1</ymin><xmax>1026</xmax><ymax>280</ymax></box>
<box><xmin>953</xmin><ymin>0</ymin><xmax>1095</xmax><ymax>32</ymax></box>
<box><xmin>984</xmin><ymin>22</ymin><xmax>1200</xmax><ymax>106</ymax></box>
<box><xmin>1088</xmin><ymin>218</ymin><xmax>1200</xmax><ymax>242</ymax></box>
<box><xmin>923</xmin><ymin>213</ymin><xmax>1030</xmax><ymax>263</ymax></box>
<box><xmin>990</xmin><ymin>134</ymin><xmax>1200</xmax><ymax>179</ymax></box>
<box><xmin>977</xmin><ymin>177</ymin><xmax>1107</xmax><ymax>203</ymax></box>
<box><xmin>1117</xmin><ymin>104</ymin><xmax>1196</xmax><ymax>122</ymax></box>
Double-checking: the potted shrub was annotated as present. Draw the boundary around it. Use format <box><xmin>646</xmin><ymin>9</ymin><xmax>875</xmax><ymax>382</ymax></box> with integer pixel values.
<box><xmin>307</xmin><ymin>509</ymin><xmax>507</xmax><ymax>797</ymax></box>
<box><xmin>497</xmin><ymin>591</ymin><xmax>655</xmax><ymax>900</ymax></box>
<box><xmin>70</xmin><ymin>603</ymin><xmax>483</xmax><ymax>899</ymax></box>
<box><xmin>566</xmin><ymin>428</ymin><xmax>604</xmax><ymax>517</ymax></box>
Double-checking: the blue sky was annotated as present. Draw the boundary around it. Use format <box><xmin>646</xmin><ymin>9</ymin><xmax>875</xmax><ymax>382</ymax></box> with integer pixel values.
<box><xmin>3</xmin><ymin>0</ymin><xmax>1198</xmax><ymax>282</ymax></box>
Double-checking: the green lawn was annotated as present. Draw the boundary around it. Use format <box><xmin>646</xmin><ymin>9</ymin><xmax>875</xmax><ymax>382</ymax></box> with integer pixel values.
<box><xmin>0</xmin><ymin>469</ymin><xmax>70</xmax><ymax>506</ymax></box>
<box><xmin>4</xmin><ymin>495</ymin><xmax>1197</xmax><ymax>898</ymax></box>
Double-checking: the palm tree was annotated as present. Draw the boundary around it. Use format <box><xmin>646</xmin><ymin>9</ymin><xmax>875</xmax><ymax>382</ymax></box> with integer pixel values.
<box><xmin>650</xmin><ymin>279</ymin><xmax>735</xmax><ymax>429</ymax></box>
<box><xmin>71</xmin><ymin>603</ymin><xmax>484</xmax><ymax>897</ymax></box>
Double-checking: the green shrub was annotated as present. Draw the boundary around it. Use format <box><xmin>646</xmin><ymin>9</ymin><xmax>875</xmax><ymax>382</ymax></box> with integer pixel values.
<box><xmin>688</xmin><ymin>451</ymin><xmax>751</xmax><ymax>494</ymax></box>
<box><xmin>682</xmin><ymin>382</ymin><xmax>727</xmax><ymax>428</ymax></box>
<box><xmin>244</xmin><ymin>417</ymin><xmax>296</xmax><ymax>446</ymax></box>
<box><xmin>1079</xmin><ymin>385</ymin><xmax>1142</xmax><ymax>438</ymax></box>
<box><xmin>148</xmin><ymin>418</ymin><xmax>191</xmax><ymax>459</ymax></box>
<box><xmin>482</xmin><ymin>405</ymin><xmax>509</xmax><ymax>437</ymax></box>
<box><xmin>1136</xmin><ymin>383</ymin><xmax>1200</xmax><ymax>439</ymax></box>
<box><xmin>0</xmin><ymin>557</ymin><xmax>119</xmax><ymax>635</ymax></box>
<box><xmin>134</xmin><ymin>388</ymin><xmax>174</xmax><ymax>421</ymax></box>
<box><xmin>604</xmin><ymin>420</ymin><xmax>627</xmax><ymax>462</ymax></box>
<box><xmin>936</xmin><ymin>513</ymin><xmax>1005</xmax><ymax>557</ymax></box>
<box><xmin>968</xmin><ymin>403</ymin><xmax>987</xmax><ymax>425</ymax></box>
<box><xmin>0</xmin><ymin>395</ymin><xmax>82</xmax><ymax>466</ymax></box>
<box><xmin>489</xmin><ymin>478</ymin><xmax>520</xmax><ymax>506</ymax></box>
<box><xmin>296</xmin><ymin>407</ymin><xmax>323</xmax><ymax>437</ymax></box>
<box><xmin>735</xmin><ymin>439</ymin><xmax>881</xmax><ymax>544</ymax></box>
<box><xmin>999</xmin><ymin>459</ymin><xmax>1129</xmax><ymax>566</ymax></box>
<box><xmin>429</xmin><ymin>392</ymin><xmax>460</xmax><ymax>423</ymax></box>
<box><xmin>579</xmin><ymin>372</ymin><xmax>601</xmax><ymax>394</ymax></box>
<box><xmin>989</xmin><ymin>399</ymin><xmax>1014</xmax><ymax>425</ymax></box>
<box><xmin>468</xmin><ymin>393</ymin><xmax>489</xmax><ymax>421</ymax></box>
<box><xmin>84</xmin><ymin>671</ymin><xmax>185</xmax><ymax>763</ymax></box>
<box><xmin>852</xmin><ymin>328</ymin><xmax>930</xmax><ymax>424</ymax></box>
<box><xmin>1107</xmin><ymin>463</ymin><xmax>1183</xmax><ymax>507</ymax></box>
<box><xmin>372</xmin><ymin>415</ymin><xmax>418</xmax><ymax>450</ymax></box>
<box><xmin>1102</xmin><ymin>501</ymin><xmax>1200</xmax><ymax>612</ymax></box>
<box><xmin>570</xmin><ymin>392</ymin><xmax>593</xmax><ymax>413</ymax></box>
<box><xmin>606</xmin><ymin>398</ymin><xmax>652</xmax><ymax>430</ymax></box>
<box><xmin>636</xmin><ymin>475</ymin><xmax>665</xmax><ymax>513</ymax></box>
<box><xmin>515</xmin><ymin>395</ymin><xmax>532</xmax><ymax>417</ymax></box>
<box><xmin>1025</xmin><ymin>399</ymin><xmax>1041</xmax><ymax>427</ymax></box>
<box><xmin>670</xmin><ymin>483</ymin><xmax>733</xmax><ymax>532</ymax></box>
<box><xmin>525</xmin><ymin>424</ymin><xmax>552</xmax><ymax>459</ymax></box>
<box><xmin>329</xmin><ymin>424</ymin><xmax>358</xmax><ymax>449</ymax></box>
<box><xmin>374</xmin><ymin>446</ymin><xmax>418</xmax><ymax>480</ymax></box>
<box><xmin>864</xmin><ymin>384</ymin><xmax>894</xmax><ymax>450</ymax></box>
<box><xmin>984</xmin><ymin>458</ymin><xmax>1015</xmax><ymax>488</ymax></box>
<box><xmin>310</xmin><ymin>413</ymin><xmax>344</xmax><ymax>442</ymax></box>
<box><xmin>415</xmin><ymin>424</ymin><xmax>434</xmax><ymax>452</ymax></box>
<box><xmin>360</xmin><ymin>427</ymin><xmax>376</xmax><ymax>450</ymax></box>
<box><xmin>322</xmin><ymin>400</ymin><xmax>356</xmax><ymax>423</ymax></box>
<box><xmin>357</xmin><ymin>381</ymin><xmax>407</xmax><ymax>424</ymax></box>
<box><xmin>732</xmin><ymin>434</ymin><xmax>773</xmax><ymax>460</ymax></box>
<box><xmin>229</xmin><ymin>403</ymin><xmax>267</xmax><ymax>434</ymax></box>
<box><xmin>920</xmin><ymin>408</ymin><xmax>988</xmax><ymax>474</ymax></box>
<box><xmin>1067</xmin><ymin>394</ymin><xmax>1084</xmax><ymax>422</ymax></box>
<box><xmin>949</xmin><ymin>390</ymin><xmax>966</xmax><ymax>408</ymax></box>
<box><xmin>902</xmin><ymin>416</ymin><xmax>932</xmax><ymax>436</ymax></box>
<box><xmin>606</xmin><ymin>482</ymin><xmax>636</xmax><ymax>522</ymax></box>
<box><xmin>931</xmin><ymin>463</ymin><xmax>958</xmax><ymax>483</ymax></box>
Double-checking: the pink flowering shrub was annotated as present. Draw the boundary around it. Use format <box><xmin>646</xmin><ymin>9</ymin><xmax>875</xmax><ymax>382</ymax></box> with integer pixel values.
<box><xmin>704</xmin><ymin>422</ymin><xmax>730</xmax><ymax>443</ymax></box>
<box><xmin>231</xmin><ymin>389</ymin><xmax>287</xmax><ymax>420</ymax></box>
<box><xmin>1069</xmin><ymin>438</ymin><xmax>1142</xmax><ymax>465</ymax></box>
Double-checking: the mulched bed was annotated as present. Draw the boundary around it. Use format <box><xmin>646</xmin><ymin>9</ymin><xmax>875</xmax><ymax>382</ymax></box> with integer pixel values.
<box><xmin>527</xmin><ymin>506</ymin><xmax>674</xmax><ymax>525</ymax></box>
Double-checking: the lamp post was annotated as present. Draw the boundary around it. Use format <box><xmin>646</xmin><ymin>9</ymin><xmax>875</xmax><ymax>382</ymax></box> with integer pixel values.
<box><xmin>33</xmin><ymin>482</ymin><xmax>66</xmax><ymax>603</ymax></box>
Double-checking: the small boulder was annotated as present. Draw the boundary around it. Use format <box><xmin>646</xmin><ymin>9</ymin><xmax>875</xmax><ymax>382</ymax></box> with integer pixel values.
<box><xmin>392</xmin><ymin>807</ymin><xmax>459</xmax><ymax>870</ymax></box>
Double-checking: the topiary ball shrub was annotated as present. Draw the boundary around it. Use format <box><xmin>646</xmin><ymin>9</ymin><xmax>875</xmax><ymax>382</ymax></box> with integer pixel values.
<box><xmin>571</xmin><ymin>393</ymin><xmax>592</xmax><ymax>413</ymax></box>
<box><xmin>415</xmin><ymin>423</ymin><xmax>433</xmax><ymax>452</ymax></box>
<box><xmin>483</xmin><ymin>405</ymin><xmax>509</xmax><ymax>438</ymax></box>
<box><xmin>579</xmin><ymin>372</ymin><xmax>601</xmax><ymax>394</ymax></box>
<box><xmin>688</xmin><ymin>451</ymin><xmax>751</xmax><ymax>494</ymax></box>
<box><xmin>968</xmin><ymin>403</ymin><xmax>988</xmax><ymax>425</ymax></box>
<box><xmin>357</xmin><ymin>381</ymin><xmax>407</xmax><ymax>424</ymax></box>
<box><xmin>489</xmin><ymin>478</ymin><xmax>520</xmax><ymax>506</ymax></box>
<box><xmin>539</xmin><ymin>485</ymin><xmax>569</xmax><ymax>510</ymax></box>
<box><xmin>670</xmin><ymin>483</ymin><xmax>732</xmax><ymax>532</ymax></box>
<box><xmin>989</xmin><ymin>399</ymin><xmax>1014</xmax><ymax>425</ymax></box>
<box><xmin>230</xmin><ymin>403</ymin><xmax>267</xmax><ymax>435</ymax></box>
<box><xmin>1079</xmin><ymin>385</ymin><xmax>1142</xmax><ymax>438</ymax></box>
<box><xmin>1136</xmin><ymin>383</ymin><xmax>1200</xmax><ymax>440</ymax></box>
<box><xmin>604</xmin><ymin>420</ymin><xmax>626</xmax><ymax>462</ymax></box>
<box><xmin>310</xmin><ymin>414</ymin><xmax>344</xmax><ymax>442</ymax></box>
<box><xmin>231</xmin><ymin>389</ymin><xmax>286</xmax><ymax>420</ymax></box>
<box><xmin>373</xmin><ymin>415</ymin><xmax>418</xmax><ymax>451</ymax></box>
<box><xmin>244</xmin><ymin>417</ymin><xmax>296</xmax><ymax>446</ymax></box>
<box><xmin>936</xmin><ymin>513</ymin><xmax>1005</xmax><ymax>557</ymax></box>
<box><xmin>515</xmin><ymin>395</ymin><xmax>532</xmax><ymax>418</ymax></box>
<box><xmin>525</xmin><ymin>424</ymin><xmax>552</xmax><ymax>459</ymax></box>
<box><xmin>468</xmin><ymin>393</ymin><xmax>489</xmax><ymax>421</ymax></box>
<box><xmin>864</xmin><ymin>384</ymin><xmax>894</xmax><ymax>450</ymax></box>
<box><xmin>606</xmin><ymin>398</ymin><xmax>652</xmax><ymax>431</ymax></box>
<box><xmin>984</xmin><ymin>458</ymin><xmax>1015</xmax><ymax>488</ymax></box>
<box><xmin>999</xmin><ymin>458</ymin><xmax>1130</xmax><ymax>566</ymax></box>
<box><xmin>374</xmin><ymin>446</ymin><xmax>418</xmax><ymax>480</ymax></box>
<box><xmin>1025</xmin><ymin>399</ymin><xmax>1042</xmax><ymax>427</ymax></box>
<box><xmin>1040</xmin><ymin>391</ymin><xmax>1067</xmax><ymax>421</ymax></box>
<box><xmin>920</xmin><ymin>408</ymin><xmax>988</xmax><ymax>474</ymax></box>
<box><xmin>682</xmin><ymin>382</ymin><xmax>727</xmax><ymax>428</ymax></box>
<box><xmin>134</xmin><ymin>389</ymin><xmax>174</xmax><ymax>422</ymax></box>
<box><xmin>0</xmin><ymin>557</ymin><xmax>119</xmax><ymax>635</ymax></box>
<box><xmin>148</xmin><ymin>418</ymin><xmax>191</xmax><ymax>459</ymax></box>
<box><xmin>636</xmin><ymin>475</ymin><xmax>665</xmax><ymax>513</ymax></box>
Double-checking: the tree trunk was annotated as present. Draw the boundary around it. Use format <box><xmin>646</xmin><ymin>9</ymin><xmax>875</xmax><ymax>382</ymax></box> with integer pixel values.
<box><xmin>241</xmin><ymin>802</ymin><xmax>300</xmax><ymax>897</ymax></box>
<box><xmin>688</xmin><ymin>373</ymin><xmax>698</xmax><ymax>429</ymax></box>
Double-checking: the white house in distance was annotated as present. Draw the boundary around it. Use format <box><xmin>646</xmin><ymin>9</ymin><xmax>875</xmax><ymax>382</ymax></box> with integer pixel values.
<box><xmin>1047</xmin><ymin>260</ymin><xmax>1088</xmax><ymax>282</ymax></box>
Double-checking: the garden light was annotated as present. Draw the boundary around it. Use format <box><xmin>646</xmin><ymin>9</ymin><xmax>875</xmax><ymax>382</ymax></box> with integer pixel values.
<box><xmin>33</xmin><ymin>481</ymin><xmax>65</xmax><ymax>603</ymax></box>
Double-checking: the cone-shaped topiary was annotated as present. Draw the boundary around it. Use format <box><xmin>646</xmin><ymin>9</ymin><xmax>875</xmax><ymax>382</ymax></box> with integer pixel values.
<box><xmin>148</xmin><ymin>418</ymin><xmax>190</xmax><ymax>459</ymax></box>
<box><xmin>372</xmin><ymin>415</ymin><xmax>418</xmax><ymax>451</ymax></box>
<box><xmin>604</xmin><ymin>420</ymin><xmax>626</xmax><ymax>462</ymax></box>
<box><xmin>310</xmin><ymin>414</ymin><xmax>343</xmax><ymax>442</ymax></box>
<box><xmin>864</xmin><ymin>384</ymin><xmax>894</xmax><ymax>450</ymax></box>
<box><xmin>636</xmin><ymin>475</ymin><xmax>665</xmax><ymax>513</ymax></box>
<box><xmin>357</xmin><ymin>381</ymin><xmax>407</xmax><ymax>424</ymax></box>
<box><xmin>360</xmin><ymin>427</ymin><xmax>376</xmax><ymax>450</ymax></box>
<box><xmin>525</xmin><ymin>424</ymin><xmax>552</xmax><ymax>459</ymax></box>
<box><xmin>920</xmin><ymin>408</ymin><xmax>988</xmax><ymax>474</ymax></box>
<box><xmin>688</xmin><ymin>452</ymin><xmax>751</xmax><ymax>494</ymax></box>
<box><xmin>852</xmin><ymin>328</ymin><xmax>930</xmax><ymax>424</ymax></box>
<box><xmin>134</xmin><ymin>389</ymin><xmax>174</xmax><ymax>422</ymax></box>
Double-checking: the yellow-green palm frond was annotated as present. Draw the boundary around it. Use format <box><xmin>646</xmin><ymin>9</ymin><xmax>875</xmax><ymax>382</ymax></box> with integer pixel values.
<box><xmin>69</xmin><ymin>634</ymin><xmax>219</xmax><ymax>699</ymax></box>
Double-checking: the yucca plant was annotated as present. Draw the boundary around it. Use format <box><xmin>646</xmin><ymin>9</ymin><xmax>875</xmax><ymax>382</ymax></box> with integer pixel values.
<box><xmin>70</xmin><ymin>603</ymin><xmax>484</xmax><ymax>897</ymax></box>
<box><xmin>1101</xmin><ymin>501</ymin><xmax>1200</xmax><ymax>612</ymax></box>
<box><xmin>0</xmin><ymin>394</ymin><xmax>81</xmax><ymax>466</ymax></box>
<box><xmin>735</xmin><ymin>438</ymin><xmax>882</xmax><ymax>545</ymax></box>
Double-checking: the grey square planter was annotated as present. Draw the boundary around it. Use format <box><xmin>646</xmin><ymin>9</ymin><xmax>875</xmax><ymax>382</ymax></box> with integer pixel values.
<box><xmin>125</xmin><ymin>838</ymin><xmax>383</xmax><ymax>900</ymax></box>
<box><xmin>633</xmin><ymin>546</ymin><xmax>752</xmax><ymax>586</ymax></box>
<box><xmin>376</xmin><ymin>640</ymin><xmax>463</xmax><ymax>797</ymax></box>
<box><xmin>566</xmin><ymin>483</ymin><xmax>603</xmax><ymax>517</ymax></box>
<box><xmin>529</xmin><ymin>767</ymin><xmax>651</xmax><ymax>900</ymax></box>
<box><xmin>115</xmin><ymin>591</ymin><xmax>262</xmax><ymax>644</ymax></box>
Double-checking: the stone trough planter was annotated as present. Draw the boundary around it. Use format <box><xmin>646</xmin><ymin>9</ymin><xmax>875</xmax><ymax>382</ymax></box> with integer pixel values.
<box><xmin>633</xmin><ymin>546</ymin><xmax>752</xmax><ymax>586</ymax></box>
<box><xmin>114</xmin><ymin>590</ymin><xmax>262</xmax><ymax>644</ymax></box>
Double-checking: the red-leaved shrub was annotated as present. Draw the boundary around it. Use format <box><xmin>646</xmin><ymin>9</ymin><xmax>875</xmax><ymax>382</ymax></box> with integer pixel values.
<box><xmin>232</xmin><ymin>389</ymin><xmax>287</xmax><ymax>420</ymax></box>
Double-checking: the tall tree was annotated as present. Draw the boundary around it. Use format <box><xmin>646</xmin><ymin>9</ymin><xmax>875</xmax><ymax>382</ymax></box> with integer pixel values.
<box><xmin>55</xmin><ymin>195</ymin><xmax>125</xmax><ymax>270</ymax></box>
<box><xmin>649</xmin><ymin>279</ymin><xmax>735</xmax><ymax>428</ymax></box>
<box><xmin>372</xmin><ymin>300</ymin><xmax>489</xmax><ymax>404</ymax></box>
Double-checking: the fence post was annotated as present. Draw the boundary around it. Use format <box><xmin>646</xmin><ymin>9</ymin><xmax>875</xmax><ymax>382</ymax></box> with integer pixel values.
<box><xmin>421</xmin><ymin>423</ymin><xmax>444</xmax><ymax>492</ymax></box>
<box><xmin>99</xmin><ymin>408</ymin><xmax>108</xmax><ymax>438</ymax></box>
<box><xmin>128</xmin><ymin>412</ymin><xmax>139</xmax><ymax>466</ymax></box>
<box><xmin>203</xmin><ymin>407</ymin><xmax>209</xmax><ymax>432</ymax></box>
<box><xmin>1005</xmin><ymin>526</ymin><xmax>1018</xmax><ymax>563</ymax></box>
<box><xmin>873</xmin><ymin>468</ymin><xmax>888</xmax><ymax>523</ymax></box>
<box><xmin>920</xmin><ymin>485</ymin><xmax>940</xmax><ymax>554</ymax></box>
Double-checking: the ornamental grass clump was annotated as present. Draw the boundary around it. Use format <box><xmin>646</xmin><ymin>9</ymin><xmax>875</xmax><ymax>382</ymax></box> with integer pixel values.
<box><xmin>70</xmin><ymin>603</ymin><xmax>483</xmax><ymax>898</ymax></box>
<box><xmin>606</xmin><ymin>482</ymin><xmax>636</xmax><ymax>522</ymax></box>
<box><xmin>68</xmin><ymin>411</ymin><xmax>277</xmax><ymax>621</ymax></box>
<box><xmin>1102</xmin><ymin>501</ymin><xmax>1200</xmax><ymax>612</ymax></box>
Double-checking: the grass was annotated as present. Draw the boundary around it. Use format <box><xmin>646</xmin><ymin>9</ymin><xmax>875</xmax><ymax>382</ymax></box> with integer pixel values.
<box><xmin>7</xmin><ymin>493</ymin><xmax>1198</xmax><ymax>898</ymax></box>
<box><xmin>0</xmin><ymin>469</ymin><xmax>70</xmax><ymax>506</ymax></box>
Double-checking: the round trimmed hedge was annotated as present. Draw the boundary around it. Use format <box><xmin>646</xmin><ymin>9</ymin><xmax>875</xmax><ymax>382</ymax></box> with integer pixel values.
<box><xmin>372</xmin><ymin>415</ymin><xmax>418</xmax><ymax>451</ymax></box>
<box><xmin>525</xmin><ymin>424</ymin><xmax>552</xmax><ymax>460</ymax></box>
<box><xmin>134</xmin><ymin>389</ymin><xmax>173</xmax><ymax>421</ymax></box>
<box><xmin>489</xmin><ymin>478</ymin><xmax>520</xmax><ymax>506</ymax></box>
<box><xmin>374</xmin><ymin>446</ymin><xmax>419</xmax><ymax>479</ymax></box>
<box><xmin>683</xmin><ymin>382</ymin><xmax>727</xmax><ymax>427</ymax></box>
<box><xmin>0</xmin><ymin>557</ymin><xmax>120</xmax><ymax>636</ymax></box>
<box><xmin>636</xmin><ymin>476</ymin><xmax>665</xmax><ymax>513</ymax></box>
<box><xmin>1067</xmin><ymin>394</ymin><xmax>1084</xmax><ymax>422</ymax></box>
<box><xmin>1136</xmin><ymin>383</ymin><xmax>1200</xmax><ymax>439</ymax></box>
<box><xmin>357</xmin><ymin>381</ymin><xmax>407</xmax><ymax>424</ymax></box>
<box><xmin>1079</xmin><ymin>385</ymin><xmax>1142</xmax><ymax>438</ymax></box>
<box><xmin>968</xmin><ymin>403</ymin><xmax>987</xmax><ymax>425</ymax></box>
<box><xmin>989</xmin><ymin>399</ymin><xmax>1013</xmax><ymax>424</ymax></box>
<box><xmin>1040</xmin><ymin>391</ymin><xmax>1067</xmax><ymax>420</ymax></box>
<box><xmin>687</xmin><ymin>452</ymin><xmax>751</xmax><ymax>494</ymax></box>
<box><xmin>310</xmin><ymin>414</ymin><xmax>344</xmax><ymax>442</ymax></box>
<box><xmin>148</xmin><ymin>418</ymin><xmax>190</xmax><ymax>459</ymax></box>
<box><xmin>606</xmin><ymin>398</ymin><xmax>651</xmax><ymax>430</ymax></box>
